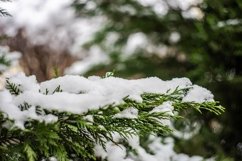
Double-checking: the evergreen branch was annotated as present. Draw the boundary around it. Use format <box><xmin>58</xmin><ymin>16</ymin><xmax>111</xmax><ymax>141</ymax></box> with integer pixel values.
<box><xmin>24</xmin><ymin>143</ymin><xmax>37</xmax><ymax>161</ymax></box>
<box><xmin>18</xmin><ymin>102</ymin><xmax>31</xmax><ymax>111</ymax></box>
<box><xmin>52</xmin><ymin>85</ymin><xmax>62</xmax><ymax>94</ymax></box>
<box><xmin>0</xmin><ymin>76</ymin><xmax>225</xmax><ymax>161</ymax></box>
<box><xmin>5</xmin><ymin>79</ymin><xmax>22</xmax><ymax>95</ymax></box>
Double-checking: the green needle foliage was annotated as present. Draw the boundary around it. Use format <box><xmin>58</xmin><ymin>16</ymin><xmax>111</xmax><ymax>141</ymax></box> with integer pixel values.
<box><xmin>0</xmin><ymin>77</ymin><xmax>224</xmax><ymax>161</ymax></box>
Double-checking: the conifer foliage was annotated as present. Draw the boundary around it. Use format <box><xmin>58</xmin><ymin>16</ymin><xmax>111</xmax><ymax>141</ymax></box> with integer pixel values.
<box><xmin>0</xmin><ymin>73</ymin><xmax>224</xmax><ymax>161</ymax></box>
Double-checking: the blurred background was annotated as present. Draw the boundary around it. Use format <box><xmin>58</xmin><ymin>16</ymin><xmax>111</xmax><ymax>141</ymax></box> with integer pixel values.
<box><xmin>0</xmin><ymin>0</ymin><xmax>242</xmax><ymax>160</ymax></box>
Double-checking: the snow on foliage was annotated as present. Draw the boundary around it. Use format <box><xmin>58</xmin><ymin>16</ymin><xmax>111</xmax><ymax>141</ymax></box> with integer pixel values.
<box><xmin>0</xmin><ymin>73</ymin><xmax>224</xmax><ymax>160</ymax></box>
<box><xmin>0</xmin><ymin>73</ymin><xmax>214</xmax><ymax>128</ymax></box>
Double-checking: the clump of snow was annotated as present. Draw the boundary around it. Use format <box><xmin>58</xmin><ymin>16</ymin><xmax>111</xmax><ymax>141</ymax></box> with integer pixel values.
<box><xmin>8</xmin><ymin>73</ymin><xmax>39</xmax><ymax>92</ymax></box>
<box><xmin>0</xmin><ymin>90</ymin><xmax>57</xmax><ymax>129</ymax></box>
<box><xmin>151</xmin><ymin>101</ymin><xmax>174</xmax><ymax>115</ymax></box>
<box><xmin>182</xmin><ymin>85</ymin><xmax>214</xmax><ymax>103</ymax></box>
<box><xmin>114</xmin><ymin>107</ymin><xmax>138</xmax><ymax>119</ymax></box>
<box><xmin>106</xmin><ymin>143</ymin><xmax>127</xmax><ymax>161</ymax></box>
<box><xmin>149</xmin><ymin>101</ymin><xmax>174</xmax><ymax>127</ymax></box>
<box><xmin>0</xmin><ymin>73</ymin><xmax>214</xmax><ymax>128</ymax></box>
<box><xmin>83</xmin><ymin>115</ymin><xmax>94</xmax><ymax>122</ymax></box>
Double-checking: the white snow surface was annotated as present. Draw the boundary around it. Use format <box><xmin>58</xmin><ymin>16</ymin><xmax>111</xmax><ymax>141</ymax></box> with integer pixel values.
<box><xmin>0</xmin><ymin>73</ymin><xmax>214</xmax><ymax>128</ymax></box>
<box><xmin>182</xmin><ymin>85</ymin><xmax>214</xmax><ymax>103</ymax></box>
<box><xmin>151</xmin><ymin>101</ymin><xmax>174</xmax><ymax>115</ymax></box>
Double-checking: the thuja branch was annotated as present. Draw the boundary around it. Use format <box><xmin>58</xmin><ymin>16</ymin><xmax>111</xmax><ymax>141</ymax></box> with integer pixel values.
<box><xmin>0</xmin><ymin>74</ymin><xmax>225</xmax><ymax>161</ymax></box>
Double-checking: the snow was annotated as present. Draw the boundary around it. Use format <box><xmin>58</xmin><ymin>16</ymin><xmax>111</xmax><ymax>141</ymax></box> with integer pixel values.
<box><xmin>0</xmin><ymin>90</ymin><xmax>57</xmax><ymax>129</ymax></box>
<box><xmin>94</xmin><ymin>134</ymin><xmax>214</xmax><ymax>161</ymax></box>
<box><xmin>106</xmin><ymin>143</ymin><xmax>127</xmax><ymax>161</ymax></box>
<box><xmin>151</xmin><ymin>101</ymin><xmax>174</xmax><ymax>115</ymax></box>
<box><xmin>8</xmin><ymin>73</ymin><xmax>39</xmax><ymax>92</ymax></box>
<box><xmin>114</xmin><ymin>107</ymin><xmax>138</xmax><ymax>119</ymax></box>
<box><xmin>83</xmin><ymin>115</ymin><xmax>94</xmax><ymax>122</ymax></box>
<box><xmin>182</xmin><ymin>85</ymin><xmax>214</xmax><ymax>103</ymax></box>
<box><xmin>0</xmin><ymin>73</ymin><xmax>214</xmax><ymax>129</ymax></box>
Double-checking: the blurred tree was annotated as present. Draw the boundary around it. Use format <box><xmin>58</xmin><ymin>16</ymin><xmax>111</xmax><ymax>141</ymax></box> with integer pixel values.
<box><xmin>1</xmin><ymin>30</ymin><xmax>76</xmax><ymax>82</ymax></box>
<box><xmin>6</xmin><ymin>30</ymin><xmax>76</xmax><ymax>81</ymax></box>
<box><xmin>73</xmin><ymin>0</ymin><xmax>242</xmax><ymax>160</ymax></box>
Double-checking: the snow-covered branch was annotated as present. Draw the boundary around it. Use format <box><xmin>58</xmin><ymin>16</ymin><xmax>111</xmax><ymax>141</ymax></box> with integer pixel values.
<box><xmin>0</xmin><ymin>73</ymin><xmax>224</xmax><ymax>161</ymax></box>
